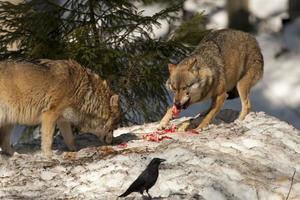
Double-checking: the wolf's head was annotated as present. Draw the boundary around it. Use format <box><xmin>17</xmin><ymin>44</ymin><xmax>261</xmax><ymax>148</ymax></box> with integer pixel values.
<box><xmin>79</xmin><ymin>93</ymin><xmax>120</xmax><ymax>145</ymax></box>
<box><xmin>78</xmin><ymin>70</ymin><xmax>121</xmax><ymax>145</ymax></box>
<box><xmin>166</xmin><ymin>57</ymin><xmax>213</xmax><ymax>110</ymax></box>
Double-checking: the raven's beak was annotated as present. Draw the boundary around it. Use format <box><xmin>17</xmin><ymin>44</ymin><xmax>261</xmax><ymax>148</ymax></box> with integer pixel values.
<box><xmin>159</xmin><ymin>158</ymin><xmax>166</xmax><ymax>162</ymax></box>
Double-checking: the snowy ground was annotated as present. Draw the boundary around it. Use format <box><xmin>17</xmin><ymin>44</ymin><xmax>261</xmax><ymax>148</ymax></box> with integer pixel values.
<box><xmin>1</xmin><ymin>111</ymin><xmax>300</xmax><ymax>200</ymax></box>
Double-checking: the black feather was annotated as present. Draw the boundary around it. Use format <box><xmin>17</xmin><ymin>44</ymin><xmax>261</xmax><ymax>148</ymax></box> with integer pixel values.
<box><xmin>119</xmin><ymin>158</ymin><xmax>165</xmax><ymax>198</ymax></box>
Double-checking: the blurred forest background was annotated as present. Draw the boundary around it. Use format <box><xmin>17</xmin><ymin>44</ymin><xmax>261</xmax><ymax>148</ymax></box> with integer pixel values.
<box><xmin>0</xmin><ymin>0</ymin><xmax>299</xmax><ymax>138</ymax></box>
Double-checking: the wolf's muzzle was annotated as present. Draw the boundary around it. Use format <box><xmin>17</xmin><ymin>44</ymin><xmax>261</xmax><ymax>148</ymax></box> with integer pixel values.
<box><xmin>174</xmin><ymin>97</ymin><xmax>190</xmax><ymax>110</ymax></box>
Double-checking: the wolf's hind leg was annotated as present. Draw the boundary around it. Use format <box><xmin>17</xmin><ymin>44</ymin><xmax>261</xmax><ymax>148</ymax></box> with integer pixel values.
<box><xmin>197</xmin><ymin>92</ymin><xmax>228</xmax><ymax>129</ymax></box>
<box><xmin>0</xmin><ymin>125</ymin><xmax>14</xmax><ymax>156</ymax></box>
<box><xmin>237</xmin><ymin>79</ymin><xmax>251</xmax><ymax>120</ymax></box>
<box><xmin>237</xmin><ymin>68</ymin><xmax>261</xmax><ymax>120</ymax></box>
<box><xmin>57</xmin><ymin>121</ymin><xmax>76</xmax><ymax>151</ymax></box>
<box><xmin>237</xmin><ymin>57</ymin><xmax>263</xmax><ymax>120</ymax></box>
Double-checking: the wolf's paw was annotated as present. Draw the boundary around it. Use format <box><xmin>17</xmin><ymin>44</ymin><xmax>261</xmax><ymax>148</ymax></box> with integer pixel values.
<box><xmin>157</xmin><ymin>121</ymin><xmax>168</xmax><ymax>130</ymax></box>
<box><xmin>66</xmin><ymin>143</ymin><xmax>77</xmax><ymax>152</ymax></box>
<box><xmin>157</xmin><ymin>125</ymin><xmax>165</xmax><ymax>130</ymax></box>
<box><xmin>177</xmin><ymin>121</ymin><xmax>192</xmax><ymax>132</ymax></box>
<box><xmin>0</xmin><ymin>145</ymin><xmax>15</xmax><ymax>156</ymax></box>
<box><xmin>196</xmin><ymin>121</ymin><xmax>209</xmax><ymax>130</ymax></box>
<box><xmin>36</xmin><ymin>153</ymin><xmax>60</xmax><ymax>165</ymax></box>
<box><xmin>41</xmin><ymin>151</ymin><xmax>54</xmax><ymax>161</ymax></box>
<box><xmin>100</xmin><ymin>133</ymin><xmax>113</xmax><ymax>145</ymax></box>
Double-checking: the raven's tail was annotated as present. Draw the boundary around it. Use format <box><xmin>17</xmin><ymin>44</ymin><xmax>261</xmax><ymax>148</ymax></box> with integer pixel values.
<box><xmin>119</xmin><ymin>189</ymin><xmax>131</xmax><ymax>198</ymax></box>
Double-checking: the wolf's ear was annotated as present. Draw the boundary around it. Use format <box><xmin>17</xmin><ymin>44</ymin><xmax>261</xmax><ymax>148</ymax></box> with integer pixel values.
<box><xmin>94</xmin><ymin>74</ymin><xmax>99</xmax><ymax>79</ymax></box>
<box><xmin>186</xmin><ymin>58</ymin><xmax>197</xmax><ymax>71</ymax></box>
<box><xmin>103</xmin><ymin>80</ymin><xmax>108</xmax><ymax>87</ymax></box>
<box><xmin>168</xmin><ymin>63</ymin><xmax>177</xmax><ymax>73</ymax></box>
<box><xmin>165</xmin><ymin>79</ymin><xmax>172</xmax><ymax>91</ymax></box>
<box><xmin>87</xmin><ymin>68</ymin><xmax>91</xmax><ymax>73</ymax></box>
<box><xmin>110</xmin><ymin>94</ymin><xmax>120</xmax><ymax>108</ymax></box>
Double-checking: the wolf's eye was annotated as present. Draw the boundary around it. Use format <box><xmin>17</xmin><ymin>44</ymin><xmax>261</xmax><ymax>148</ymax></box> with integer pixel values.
<box><xmin>170</xmin><ymin>85</ymin><xmax>176</xmax><ymax>90</ymax></box>
<box><xmin>191</xmin><ymin>82</ymin><xmax>199</xmax><ymax>89</ymax></box>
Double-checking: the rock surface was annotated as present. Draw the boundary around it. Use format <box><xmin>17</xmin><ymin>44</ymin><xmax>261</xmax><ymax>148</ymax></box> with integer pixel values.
<box><xmin>0</xmin><ymin>110</ymin><xmax>300</xmax><ymax>200</ymax></box>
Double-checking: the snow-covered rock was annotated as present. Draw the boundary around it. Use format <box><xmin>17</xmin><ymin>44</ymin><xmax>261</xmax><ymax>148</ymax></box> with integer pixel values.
<box><xmin>1</xmin><ymin>110</ymin><xmax>300</xmax><ymax>200</ymax></box>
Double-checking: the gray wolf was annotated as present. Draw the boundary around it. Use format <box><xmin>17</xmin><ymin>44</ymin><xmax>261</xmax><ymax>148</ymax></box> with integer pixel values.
<box><xmin>159</xmin><ymin>29</ymin><xmax>263</xmax><ymax>130</ymax></box>
<box><xmin>0</xmin><ymin>59</ymin><xmax>120</xmax><ymax>157</ymax></box>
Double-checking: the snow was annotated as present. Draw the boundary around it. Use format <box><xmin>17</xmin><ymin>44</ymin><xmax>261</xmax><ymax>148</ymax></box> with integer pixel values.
<box><xmin>184</xmin><ymin>0</ymin><xmax>225</xmax><ymax>13</ymax></box>
<box><xmin>249</xmin><ymin>0</ymin><xmax>287</xmax><ymax>18</ymax></box>
<box><xmin>242</xmin><ymin>138</ymin><xmax>263</xmax><ymax>149</ymax></box>
<box><xmin>206</xmin><ymin>10</ymin><xmax>228</xmax><ymax>29</ymax></box>
<box><xmin>1</xmin><ymin>111</ymin><xmax>300</xmax><ymax>199</ymax></box>
<box><xmin>137</xmin><ymin>3</ymin><xmax>170</xmax><ymax>38</ymax></box>
<box><xmin>40</xmin><ymin>170</ymin><xmax>56</xmax><ymax>181</ymax></box>
<box><xmin>202</xmin><ymin>187</ymin><xmax>227</xmax><ymax>200</ymax></box>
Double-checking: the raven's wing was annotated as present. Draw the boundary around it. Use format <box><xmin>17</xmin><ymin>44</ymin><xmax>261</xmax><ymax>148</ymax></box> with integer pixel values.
<box><xmin>119</xmin><ymin>170</ymin><xmax>148</xmax><ymax>197</ymax></box>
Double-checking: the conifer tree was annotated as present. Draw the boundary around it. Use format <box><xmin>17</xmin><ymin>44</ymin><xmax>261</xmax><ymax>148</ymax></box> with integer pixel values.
<box><xmin>0</xmin><ymin>0</ymin><xmax>205</xmax><ymax>124</ymax></box>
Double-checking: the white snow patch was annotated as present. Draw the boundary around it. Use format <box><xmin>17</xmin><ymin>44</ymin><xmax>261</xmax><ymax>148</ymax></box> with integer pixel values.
<box><xmin>40</xmin><ymin>170</ymin><xmax>57</xmax><ymax>181</ymax></box>
<box><xmin>202</xmin><ymin>187</ymin><xmax>226</xmax><ymax>200</ymax></box>
<box><xmin>242</xmin><ymin>139</ymin><xmax>264</xmax><ymax>149</ymax></box>
<box><xmin>220</xmin><ymin>167</ymin><xmax>243</xmax><ymax>181</ymax></box>
<box><xmin>207</xmin><ymin>10</ymin><xmax>228</xmax><ymax>29</ymax></box>
<box><xmin>282</xmin><ymin>139</ymin><xmax>300</xmax><ymax>153</ymax></box>
<box><xmin>221</xmin><ymin>142</ymin><xmax>248</xmax><ymax>152</ymax></box>
<box><xmin>249</xmin><ymin>0</ymin><xmax>287</xmax><ymax>18</ymax></box>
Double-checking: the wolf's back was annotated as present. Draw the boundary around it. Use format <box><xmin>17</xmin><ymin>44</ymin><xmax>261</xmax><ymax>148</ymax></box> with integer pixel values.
<box><xmin>202</xmin><ymin>29</ymin><xmax>263</xmax><ymax>62</ymax></box>
<box><xmin>195</xmin><ymin>29</ymin><xmax>263</xmax><ymax>90</ymax></box>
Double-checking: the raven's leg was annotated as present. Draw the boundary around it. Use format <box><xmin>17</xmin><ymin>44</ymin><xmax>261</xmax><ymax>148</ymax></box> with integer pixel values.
<box><xmin>140</xmin><ymin>190</ymin><xmax>144</xmax><ymax>196</ymax></box>
<box><xmin>146</xmin><ymin>190</ymin><xmax>152</xmax><ymax>199</ymax></box>
<box><xmin>140</xmin><ymin>190</ymin><xmax>148</xmax><ymax>200</ymax></box>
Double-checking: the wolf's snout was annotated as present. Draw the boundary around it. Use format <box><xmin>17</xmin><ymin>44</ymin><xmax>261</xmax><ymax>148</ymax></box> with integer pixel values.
<box><xmin>174</xmin><ymin>101</ymin><xmax>182</xmax><ymax>109</ymax></box>
<box><xmin>174</xmin><ymin>95</ymin><xmax>190</xmax><ymax>110</ymax></box>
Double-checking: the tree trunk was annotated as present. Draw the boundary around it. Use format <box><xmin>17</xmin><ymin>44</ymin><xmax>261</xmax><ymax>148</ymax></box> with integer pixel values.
<box><xmin>226</xmin><ymin>0</ymin><xmax>253</xmax><ymax>32</ymax></box>
<box><xmin>288</xmin><ymin>0</ymin><xmax>300</xmax><ymax>21</ymax></box>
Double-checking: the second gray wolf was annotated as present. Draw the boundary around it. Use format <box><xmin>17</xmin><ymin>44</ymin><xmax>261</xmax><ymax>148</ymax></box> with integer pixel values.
<box><xmin>159</xmin><ymin>29</ymin><xmax>263</xmax><ymax>129</ymax></box>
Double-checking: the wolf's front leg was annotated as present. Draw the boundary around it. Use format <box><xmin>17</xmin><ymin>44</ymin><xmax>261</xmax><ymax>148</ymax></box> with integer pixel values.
<box><xmin>41</xmin><ymin>111</ymin><xmax>59</xmax><ymax>158</ymax></box>
<box><xmin>197</xmin><ymin>92</ymin><xmax>228</xmax><ymax>129</ymax></box>
<box><xmin>158</xmin><ymin>107</ymin><xmax>173</xmax><ymax>129</ymax></box>
<box><xmin>57</xmin><ymin>121</ymin><xmax>76</xmax><ymax>151</ymax></box>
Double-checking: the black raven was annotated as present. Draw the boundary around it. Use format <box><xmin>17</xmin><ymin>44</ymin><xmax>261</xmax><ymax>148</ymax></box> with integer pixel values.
<box><xmin>119</xmin><ymin>158</ymin><xmax>166</xmax><ymax>199</ymax></box>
